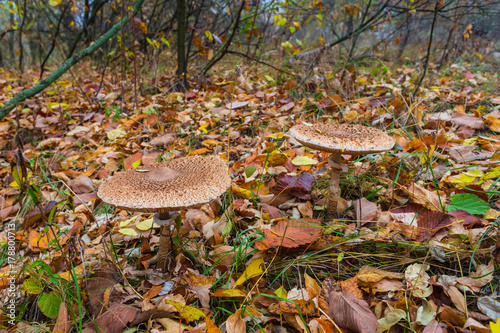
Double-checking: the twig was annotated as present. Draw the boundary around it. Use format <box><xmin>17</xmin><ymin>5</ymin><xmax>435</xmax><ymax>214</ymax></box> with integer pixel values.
<box><xmin>227</xmin><ymin>50</ymin><xmax>301</xmax><ymax>78</ymax></box>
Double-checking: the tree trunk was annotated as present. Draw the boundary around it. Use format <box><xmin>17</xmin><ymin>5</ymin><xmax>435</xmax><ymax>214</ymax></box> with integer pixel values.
<box><xmin>176</xmin><ymin>0</ymin><xmax>188</xmax><ymax>90</ymax></box>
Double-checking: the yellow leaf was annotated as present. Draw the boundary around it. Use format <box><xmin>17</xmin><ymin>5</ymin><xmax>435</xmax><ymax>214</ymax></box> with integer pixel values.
<box><xmin>447</xmin><ymin>173</ymin><xmax>478</xmax><ymax>186</ymax></box>
<box><xmin>119</xmin><ymin>215</ymin><xmax>140</xmax><ymax>227</ymax></box>
<box><xmin>233</xmin><ymin>258</ymin><xmax>264</xmax><ymax>287</ymax></box>
<box><xmin>56</xmin><ymin>80</ymin><xmax>71</xmax><ymax>88</ymax></box>
<box><xmin>136</xmin><ymin>218</ymin><xmax>160</xmax><ymax>231</ymax></box>
<box><xmin>164</xmin><ymin>300</ymin><xmax>206</xmax><ymax>323</ymax></box>
<box><xmin>491</xmin><ymin>321</ymin><xmax>500</xmax><ymax>333</ymax></box>
<box><xmin>483</xmin><ymin>167</ymin><xmax>500</xmax><ymax>180</ymax></box>
<box><xmin>462</xmin><ymin>138</ymin><xmax>477</xmax><ymax>145</ymax></box>
<box><xmin>59</xmin><ymin>265</ymin><xmax>85</xmax><ymax>281</ymax></box>
<box><xmin>291</xmin><ymin>156</ymin><xmax>318</xmax><ymax>166</ymax></box>
<box><xmin>118</xmin><ymin>228</ymin><xmax>138</xmax><ymax>237</ymax></box>
<box><xmin>205</xmin><ymin>30</ymin><xmax>213</xmax><ymax>42</ymax></box>
<box><xmin>267</xmin><ymin>132</ymin><xmax>285</xmax><ymax>139</ymax></box>
<box><xmin>212</xmin><ymin>289</ymin><xmax>247</xmax><ymax>297</ymax></box>
<box><xmin>49</xmin><ymin>0</ymin><xmax>61</xmax><ymax>6</ymax></box>
<box><xmin>267</xmin><ymin>150</ymin><xmax>288</xmax><ymax>166</ymax></box>
<box><xmin>107</xmin><ymin>127</ymin><xmax>126</xmax><ymax>141</ymax></box>
<box><xmin>231</xmin><ymin>185</ymin><xmax>254</xmax><ymax>199</ymax></box>
<box><xmin>275</xmin><ymin>286</ymin><xmax>287</xmax><ymax>299</ymax></box>
<box><xmin>484</xmin><ymin>209</ymin><xmax>500</xmax><ymax>220</ymax></box>
<box><xmin>198</xmin><ymin>124</ymin><xmax>209</xmax><ymax>133</ymax></box>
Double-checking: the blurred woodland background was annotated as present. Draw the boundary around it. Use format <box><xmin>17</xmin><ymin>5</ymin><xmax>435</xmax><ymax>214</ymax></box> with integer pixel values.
<box><xmin>0</xmin><ymin>0</ymin><xmax>499</xmax><ymax>90</ymax></box>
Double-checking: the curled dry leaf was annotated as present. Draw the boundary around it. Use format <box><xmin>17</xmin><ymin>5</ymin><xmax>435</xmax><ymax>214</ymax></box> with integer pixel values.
<box><xmin>328</xmin><ymin>291</ymin><xmax>378</xmax><ymax>333</ymax></box>
<box><xmin>377</xmin><ymin>308</ymin><xmax>405</xmax><ymax>333</ymax></box>
<box><xmin>404</xmin><ymin>263</ymin><xmax>433</xmax><ymax>298</ymax></box>
<box><xmin>457</xmin><ymin>260</ymin><xmax>494</xmax><ymax>292</ymax></box>
<box><xmin>226</xmin><ymin>309</ymin><xmax>246</xmax><ymax>333</ymax></box>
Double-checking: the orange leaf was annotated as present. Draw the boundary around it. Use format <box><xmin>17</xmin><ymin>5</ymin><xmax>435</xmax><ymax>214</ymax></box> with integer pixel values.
<box><xmin>255</xmin><ymin>218</ymin><xmax>322</xmax><ymax>250</ymax></box>
<box><xmin>206</xmin><ymin>316</ymin><xmax>223</xmax><ymax>333</ymax></box>
<box><xmin>189</xmin><ymin>148</ymin><xmax>210</xmax><ymax>155</ymax></box>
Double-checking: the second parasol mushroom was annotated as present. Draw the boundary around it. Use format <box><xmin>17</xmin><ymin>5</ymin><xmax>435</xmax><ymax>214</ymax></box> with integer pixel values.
<box><xmin>97</xmin><ymin>155</ymin><xmax>231</xmax><ymax>271</ymax></box>
<box><xmin>288</xmin><ymin>123</ymin><xmax>394</xmax><ymax>216</ymax></box>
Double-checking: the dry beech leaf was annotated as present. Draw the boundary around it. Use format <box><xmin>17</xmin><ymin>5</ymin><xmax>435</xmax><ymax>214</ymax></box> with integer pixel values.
<box><xmin>338</xmin><ymin>276</ymin><xmax>363</xmax><ymax>299</ymax></box>
<box><xmin>328</xmin><ymin>291</ymin><xmax>378</xmax><ymax>333</ymax></box>
<box><xmin>53</xmin><ymin>302</ymin><xmax>72</xmax><ymax>333</ymax></box>
<box><xmin>457</xmin><ymin>260</ymin><xmax>494</xmax><ymax>292</ymax></box>
<box><xmin>226</xmin><ymin>309</ymin><xmax>245</xmax><ymax>333</ymax></box>
<box><xmin>357</xmin><ymin>266</ymin><xmax>404</xmax><ymax>286</ymax></box>
<box><xmin>405</xmin><ymin>183</ymin><xmax>442</xmax><ymax>211</ymax></box>
<box><xmin>447</xmin><ymin>285</ymin><xmax>467</xmax><ymax>313</ymax></box>
<box><xmin>422</xmin><ymin>320</ymin><xmax>443</xmax><ymax>333</ymax></box>
<box><xmin>353</xmin><ymin>197</ymin><xmax>378</xmax><ymax>223</ymax></box>
<box><xmin>255</xmin><ymin>218</ymin><xmax>321</xmax><ymax>250</ymax></box>
<box><xmin>276</xmin><ymin>299</ymin><xmax>319</xmax><ymax>316</ymax></box>
<box><xmin>305</xmin><ymin>272</ymin><xmax>321</xmax><ymax>298</ymax></box>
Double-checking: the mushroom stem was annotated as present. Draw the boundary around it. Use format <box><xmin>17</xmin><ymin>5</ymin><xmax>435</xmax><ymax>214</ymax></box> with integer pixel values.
<box><xmin>157</xmin><ymin>226</ymin><xmax>172</xmax><ymax>271</ymax></box>
<box><xmin>326</xmin><ymin>153</ymin><xmax>343</xmax><ymax>217</ymax></box>
<box><xmin>154</xmin><ymin>212</ymin><xmax>179</xmax><ymax>271</ymax></box>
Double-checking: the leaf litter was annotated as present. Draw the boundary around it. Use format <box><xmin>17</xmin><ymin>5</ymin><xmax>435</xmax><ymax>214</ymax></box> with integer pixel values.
<box><xmin>0</xmin><ymin>61</ymin><xmax>499</xmax><ymax>332</ymax></box>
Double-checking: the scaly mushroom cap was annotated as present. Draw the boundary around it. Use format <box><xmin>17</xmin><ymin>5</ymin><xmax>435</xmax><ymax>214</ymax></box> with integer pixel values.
<box><xmin>289</xmin><ymin>123</ymin><xmax>394</xmax><ymax>155</ymax></box>
<box><xmin>97</xmin><ymin>155</ymin><xmax>231</xmax><ymax>213</ymax></box>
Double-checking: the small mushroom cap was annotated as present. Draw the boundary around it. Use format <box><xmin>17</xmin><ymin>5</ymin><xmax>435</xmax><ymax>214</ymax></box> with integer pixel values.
<box><xmin>289</xmin><ymin>123</ymin><xmax>394</xmax><ymax>155</ymax></box>
<box><xmin>97</xmin><ymin>155</ymin><xmax>231</xmax><ymax>213</ymax></box>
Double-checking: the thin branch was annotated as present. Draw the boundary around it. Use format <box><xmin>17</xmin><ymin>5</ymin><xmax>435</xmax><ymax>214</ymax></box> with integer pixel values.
<box><xmin>413</xmin><ymin>1</ymin><xmax>440</xmax><ymax>99</ymax></box>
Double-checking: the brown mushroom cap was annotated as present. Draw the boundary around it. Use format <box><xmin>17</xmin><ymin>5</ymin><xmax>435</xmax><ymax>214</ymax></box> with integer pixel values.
<box><xmin>97</xmin><ymin>155</ymin><xmax>231</xmax><ymax>213</ymax></box>
<box><xmin>289</xmin><ymin>123</ymin><xmax>394</xmax><ymax>155</ymax></box>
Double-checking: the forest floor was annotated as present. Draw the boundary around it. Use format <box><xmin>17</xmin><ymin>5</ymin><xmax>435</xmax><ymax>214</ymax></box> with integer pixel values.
<box><xmin>0</xmin><ymin>57</ymin><xmax>500</xmax><ymax>332</ymax></box>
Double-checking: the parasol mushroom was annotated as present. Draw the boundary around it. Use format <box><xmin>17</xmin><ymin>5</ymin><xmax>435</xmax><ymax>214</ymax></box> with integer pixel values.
<box><xmin>97</xmin><ymin>155</ymin><xmax>231</xmax><ymax>271</ymax></box>
<box><xmin>288</xmin><ymin>123</ymin><xmax>394</xmax><ymax>216</ymax></box>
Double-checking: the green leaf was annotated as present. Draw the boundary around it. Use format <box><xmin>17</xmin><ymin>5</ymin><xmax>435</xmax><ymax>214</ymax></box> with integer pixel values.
<box><xmin>161</xmin><ymin>37</ymin><xmax>170</xmax><ymax>47</ymax></box>
<box><xmin>447</xmin><ymin>193</ymin><xmax>490</xmax><ymax>215</ymax></box>
<box><xmin>38</xmin><ymin>291</ymin><xmax>62</xmax><ymax>318</ymax></box>
<box><xmin>245</xmin><ymin>165</ymin><xmax>256</xmax><ymax>178</ymax></box>
<box><xmin>291</xmin><ymin>156</ymin><xmax>318</xmax><ymax>166</ymax></box>
<box><xmin>22</xmin><ymin>277</ymin><xmax>43</xmax><ymax>295</ymax></box>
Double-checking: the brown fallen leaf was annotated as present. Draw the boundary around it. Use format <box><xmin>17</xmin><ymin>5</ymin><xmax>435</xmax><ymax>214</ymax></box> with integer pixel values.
<box><xmin>53</xmin><ymin>302</ymin><xmax>72</xmax><ymax>333</ymax></box>
<box><xmin>226</xmin><ymin>309</ymin><xmax>246</xmax><ymax>333</ymax></box>
<box><xmin>273</xmin><ymin>299</ymin><xmax>319</xmax><ymax>316</ymax></box>
<box><xmin>68</xmin><ymin>175</ymin><xmax>94</xmax><ymax>194</ymax></box>
<box><xmin>328</xmin><ymin>291</ymin><xmax>378</xmax><ymax>333</ymax></box>
<box><xmin>422</xmin><ymin>320</ymin><xmax>443</xmax><ymax>333</ymax></box>
<box><xmin>255</xmin><ymin>218</ymin><xmax>322</xmax><ymax>250</ymax></box>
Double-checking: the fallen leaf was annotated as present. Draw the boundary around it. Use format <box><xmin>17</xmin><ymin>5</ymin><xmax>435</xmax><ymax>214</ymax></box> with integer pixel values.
<box><xmin>328</xmin><ymin>291</ymin><xmax>378</xmax><ymax>333</ymax></box>
<box><xmin>255</xmin><ymin>218</ymin><xmax>322</xmax><ymax>250</ymax></box>
<box><xmin>233</xmin><ymin>258</ymin><xmax>264</xmax><ymax>287</ymax></box>
<box><xmin>226</xmin><ymin>309</ymin><xmax>245</xmax><ymax>333</ymax></box>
